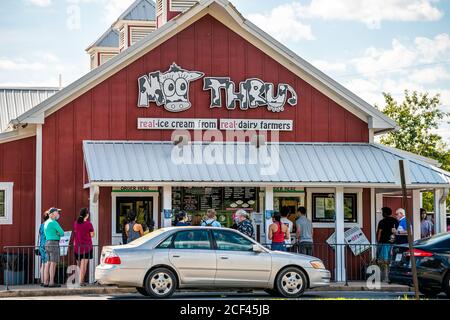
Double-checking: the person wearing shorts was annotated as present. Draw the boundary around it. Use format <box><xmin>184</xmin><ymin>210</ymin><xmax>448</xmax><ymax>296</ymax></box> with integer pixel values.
<box><xmin>44</xmin><ymin>208</ymin><xmax>64</xmax><ymax>288</ymax></box>
<box><xmin>73</xmin><ymin>208</ymin><xmax>95</xmax><ymax>286</ymax></box>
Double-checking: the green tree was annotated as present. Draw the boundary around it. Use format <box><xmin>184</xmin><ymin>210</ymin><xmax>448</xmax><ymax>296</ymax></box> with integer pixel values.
<box><xmin>377</xmin><ymin>90</ymin><xmax>450</xmax><ymax>212</ymax></box>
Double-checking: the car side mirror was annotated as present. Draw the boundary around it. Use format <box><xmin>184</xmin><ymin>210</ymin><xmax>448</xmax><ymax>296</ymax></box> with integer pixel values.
<box><xmin>253</xmin><ymin>244</ymin><xmax>264</xmax><ymax>253</ymax></box>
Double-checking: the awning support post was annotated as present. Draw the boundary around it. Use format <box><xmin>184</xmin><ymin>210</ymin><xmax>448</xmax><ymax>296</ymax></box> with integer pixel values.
<box><xmin>335</xmin><ymin>186</ymin><xmax>346</xmax><ymax>283</ymax></box>
<box><xmin>89</xmin><ymin>185</ymin><xmax>99</xmax><ymax>284</ymax></box>
<box><xmin>434</xmin><ymin>188</ymin><xmax>449</xmax><ymax>234</ymax></box>
<box><xmin>34</xmin><ymin>124</ymin><xmax>43</xmax><ymax>280</ymax></box>
<box><xmin>163</xmin><ymin>186</ymin><xmax>173</xmax><ymax>228</ymax></box>
<box><xmin>412</xmin><ymin>190</ymin><xmax>421</xmax><ymax>240</ymax></box>
<box><xmin>265</xmin><ymin>186</ymin><xmax>274</xmax><ymax>245</ymax></box>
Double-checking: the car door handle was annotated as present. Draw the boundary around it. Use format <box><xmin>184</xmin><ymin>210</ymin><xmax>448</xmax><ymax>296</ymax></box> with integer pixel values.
<box><xmin>220</xmin><ymin>256</ymin><xmax>229</xmax><ymax>260</ymax></box>
<box><xmin>172</xmin><ymin>255</ymin><xmax>181</xmax><ymax>258</ymax></box>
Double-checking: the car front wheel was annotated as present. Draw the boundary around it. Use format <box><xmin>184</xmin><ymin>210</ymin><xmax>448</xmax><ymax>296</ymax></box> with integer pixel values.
<box><xmin>144</xmin><ymin>268</ymin><xmax>177</xmax><ymax>299</ymax></box>
<box><xmin>275</xmin><ymin>267</ymin><xmax>307</xmax><ymax>298</ymax></box>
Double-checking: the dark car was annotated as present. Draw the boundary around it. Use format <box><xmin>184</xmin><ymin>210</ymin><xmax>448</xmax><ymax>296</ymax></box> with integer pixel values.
<box><xmin>389</xmin><ymin>233</ymin><xmax>450</xmax><ymax>297</ymax></box>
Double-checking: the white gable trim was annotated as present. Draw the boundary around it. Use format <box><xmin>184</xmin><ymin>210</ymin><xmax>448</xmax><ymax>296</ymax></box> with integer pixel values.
<box><xmin>8</xmin><ymin>0</ymin><xmax>395</xmax><ymax>141</ymax></box>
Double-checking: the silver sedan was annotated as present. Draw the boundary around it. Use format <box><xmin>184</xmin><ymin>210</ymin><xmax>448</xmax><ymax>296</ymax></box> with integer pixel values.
<box><xmin>95</xmin><ymin>227</ymin><xmax>331</xmax><ymax>299</ymax></box>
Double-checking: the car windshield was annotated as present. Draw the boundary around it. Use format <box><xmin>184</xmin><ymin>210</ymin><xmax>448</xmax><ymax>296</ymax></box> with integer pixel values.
<box><xmin>127</xmin><ymin>229</ymin><xmax>168</xmax><ymax>246</ymax></box>
<box><xmin>414</xmin><ymin>233</ymin><xmax>450</xmax><ymax>246</ymax></box>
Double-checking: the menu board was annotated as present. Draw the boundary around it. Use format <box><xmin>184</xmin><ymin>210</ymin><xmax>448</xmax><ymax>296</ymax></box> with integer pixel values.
<box><xmin>172</xmin><ymin>187</ymin><xmax>257</xmax><ymax>212</ymax></box>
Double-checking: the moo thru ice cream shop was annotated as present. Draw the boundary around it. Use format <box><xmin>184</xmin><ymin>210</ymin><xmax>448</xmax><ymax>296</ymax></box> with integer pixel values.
<box><xmin>0</xmin><ymin>0</ymin><xmax>449</xmax><ymax>282</ymax></box>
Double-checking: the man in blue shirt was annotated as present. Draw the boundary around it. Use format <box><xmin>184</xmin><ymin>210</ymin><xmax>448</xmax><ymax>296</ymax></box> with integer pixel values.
<box><xmin>394</xmin><ymin>208</ymin><xmax>409</xmax><ymax>244</ymax></box>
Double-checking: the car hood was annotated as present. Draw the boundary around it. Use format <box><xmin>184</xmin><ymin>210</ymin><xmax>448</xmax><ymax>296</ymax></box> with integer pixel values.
<box><xmin>270</xmin><ymin>250</ymin><xmax>317</xmax><ymax>262</ymax></box>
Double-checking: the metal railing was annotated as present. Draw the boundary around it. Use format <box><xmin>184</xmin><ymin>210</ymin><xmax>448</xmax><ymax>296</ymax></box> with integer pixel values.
<box><xmin>1</xmin><ymin>245</ymin><xmax>101</xmax><ymax>290</ymax></box>
<box><xmin>261</xmin><ymin>242</ymin><xmax>396</xmax><ymax>283</ymax></box>
<box><xmin>1</xmin><ymin>242</ymin><xmax>396</xmax><ymax>289</ymax></box>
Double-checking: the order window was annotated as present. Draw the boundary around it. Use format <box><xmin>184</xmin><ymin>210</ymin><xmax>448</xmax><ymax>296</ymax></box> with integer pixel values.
<box><xmin>312</xmin><ymin>193</ymin><xmax>357</xmax><ymax>223</ymax></box>
<box><xmin>0</xmin><ymin>190</ymin><xmax>5</xmax><ymax>218</ymax></box>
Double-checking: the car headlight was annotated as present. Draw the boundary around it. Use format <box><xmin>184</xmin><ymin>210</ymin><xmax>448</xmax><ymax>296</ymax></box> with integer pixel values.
<box><xmin>310</xmin><ymin>260</ymin><xmax>325</xmax><ymax>269</ymax></box>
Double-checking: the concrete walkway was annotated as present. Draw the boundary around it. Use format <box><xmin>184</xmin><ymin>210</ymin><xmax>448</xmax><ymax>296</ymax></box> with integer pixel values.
<box><xmin>0</xmin><ymin>282</ymin><xmax>411</xmax><ymax>298</ymax></box>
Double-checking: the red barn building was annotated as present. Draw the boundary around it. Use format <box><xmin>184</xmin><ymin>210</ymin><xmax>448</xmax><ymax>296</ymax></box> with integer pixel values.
<box><xmin>0</xmin><ymin>0</ymin><xmax>449</xmax><ymax>282</ymax></box>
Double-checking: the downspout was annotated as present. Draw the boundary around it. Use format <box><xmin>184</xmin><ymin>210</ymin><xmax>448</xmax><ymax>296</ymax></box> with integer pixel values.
<box><xmin>34</xmin><ymin>124</ymin><xmax>43</xmax><ymax>278</ymax></box>
<box><xmin>439</xmin><ymin>188</ymin><xmax>449</xmax><ymax>233</ymax></box>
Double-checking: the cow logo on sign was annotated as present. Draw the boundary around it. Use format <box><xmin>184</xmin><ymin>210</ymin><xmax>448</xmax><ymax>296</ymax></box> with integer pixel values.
<box><xmin>138</xmin><ymin>63</ymin><xmax>298</xmax><ymax>113</ymax></box>
<box><xmin>138</xmin><ymin>63</ymin><xmax>204</xmax><ymax>112</ymax></box>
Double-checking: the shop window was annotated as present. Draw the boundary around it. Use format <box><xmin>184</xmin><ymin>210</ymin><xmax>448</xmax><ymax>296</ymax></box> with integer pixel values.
<box><xmin>0</xmin><ymin>183</ymin><xmax>13</xmax><ymax>225</ymax></box>
<box><xmin>312</xmin><ymin>193</ymin><xmax>357</xmax><ymax>223</ymax></box>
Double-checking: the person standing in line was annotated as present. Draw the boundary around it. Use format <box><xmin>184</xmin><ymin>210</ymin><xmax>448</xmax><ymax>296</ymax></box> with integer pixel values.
<box><xmin>38</xmin><ymin>211</ymin><xmax>50</xmax><ymax>286</ymax></box>
<box><xmin>295</xmin><ymin>207</ymin><xmax>314</xmax><ymax>256</ymax></box>
<box><xmin>280</xmin><ymin>206</ymin><xmax>293</xmax><ymax>247</ymax></box>
<box><xmin>175</xmin><ymin>211</ymin><xmax>190</xmax><ymax>226</ymax></box>
<box><xmin>191</xmin><ymin>214</ymin><xmax>203</xmax><ymax>226</ymax></box>
<box><xmin>43</xmin><ymin>208</ymin><xmax>64</xmax><ymax>288</ymax></box>
<box><xmin>125</xmin><ymin>211</ymin><xmax>144</xmax><ymax>243</ymax></box>
<box><xmin>201</xmin><ymin>209</ymin><xmax>222</xmax><ymax>228</ymax></box>
<box><xmin>235</xmin><ymin>209</ymin><xmax>255</xmax><ymax>239</ymax></box>
<box><xmin>420</xmin><ymin>208</ymin><xmax>433</xmax><ymax>239</ymax></box>
<box><xmin>269</xmin><ymin>212</ymin><xmax>289</xmax><ymax>251</ymax></box>
<box><xmin>376</xmin><ymin>207</ymin><xmax>399</xmax><ymax>261</ymax></box>
<box><xmin>394</xmin><ymin>208</ymin><xmax>409</xmax><ymax>244</ymax></box>
<box><xmin>73</xmin><ymin>208</ymin><xmax>95</xmax><ymax>286</ymax></box>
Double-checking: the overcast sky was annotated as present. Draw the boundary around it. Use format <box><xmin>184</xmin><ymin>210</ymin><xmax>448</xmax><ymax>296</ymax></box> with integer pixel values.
<box><xmin>1</xmin><ymin>0</ymin><xmax>449</xmax><ymax>142</ymax></box>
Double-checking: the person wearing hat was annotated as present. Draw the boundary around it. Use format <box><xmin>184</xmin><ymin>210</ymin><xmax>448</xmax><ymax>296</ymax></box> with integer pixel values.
<box><xmin>235</xmin><ymin>209</ymin><xmax>254</xmax><ymax>239</ymax></box>
<box><xmin>43</xmin><ymin>207</ymin><xmax>64</xmax><ymax>288</ymax></box>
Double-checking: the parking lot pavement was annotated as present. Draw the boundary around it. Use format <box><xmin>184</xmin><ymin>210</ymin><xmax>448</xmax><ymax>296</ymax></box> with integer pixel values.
<box><xmin>1</xmin><ymin>290</ymin><xmax>448</xmax><ymax>300</ymax></box>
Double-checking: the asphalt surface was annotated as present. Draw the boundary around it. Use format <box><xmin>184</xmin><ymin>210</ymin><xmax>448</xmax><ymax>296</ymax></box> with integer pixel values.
<box><xmin>1</xmin><ymin>290</ymin><xmax>449</xmax><ymax>300</ymax></box>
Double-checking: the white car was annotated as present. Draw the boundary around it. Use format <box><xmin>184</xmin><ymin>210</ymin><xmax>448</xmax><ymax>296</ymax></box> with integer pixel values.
<box><xmin>96</xmin><ymin>227</ymin><xmax>331</xmax><ymax>299</ymax></box>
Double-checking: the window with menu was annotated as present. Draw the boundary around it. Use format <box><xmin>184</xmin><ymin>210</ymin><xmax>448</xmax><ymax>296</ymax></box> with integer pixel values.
<box><xmin>312</xmin><ymin>193</ymin><xmax>358</xmax><ymax>223</ymax></box>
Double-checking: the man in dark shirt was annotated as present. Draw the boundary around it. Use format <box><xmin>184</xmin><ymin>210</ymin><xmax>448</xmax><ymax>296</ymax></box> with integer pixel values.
<box><xmin>377</xmin><ymin>207</ymin><xmax>399</xmax><ymax>261</ymax></box>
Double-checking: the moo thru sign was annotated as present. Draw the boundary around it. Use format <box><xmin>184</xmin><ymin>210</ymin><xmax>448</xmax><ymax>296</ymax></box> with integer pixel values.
<box><xmin>138</xmin><ymin>63</ymin><xmax>298</xmax><ymax>113</ymax></box>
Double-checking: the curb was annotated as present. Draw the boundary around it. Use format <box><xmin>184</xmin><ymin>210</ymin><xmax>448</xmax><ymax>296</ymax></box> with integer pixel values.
<box><xmin>0</xmin><ymin>285</ymin><xmax>412</xmax><ymax>298</ymax></box>
<box><xmin>0</xmin><ymin>287</ymin><xmax>137</xmax><ymax>298</ymax></box>
<box><xmin>311</xmin><ymin>286</ymin><xmax>412</xmax><ymax>292</ymax></box>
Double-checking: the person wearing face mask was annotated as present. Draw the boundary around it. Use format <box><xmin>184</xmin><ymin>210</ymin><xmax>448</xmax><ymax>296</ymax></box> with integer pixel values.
<box><xmin>43</xmin><ymin>207</ymin><xmax>64</xmax><ymax>288</ymax></box>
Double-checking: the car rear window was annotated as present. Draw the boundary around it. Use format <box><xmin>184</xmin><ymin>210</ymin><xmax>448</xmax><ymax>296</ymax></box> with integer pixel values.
<box><xmin>127</xmin><ymin>229</ymin><xmax>167</xmax><ymax>246</ymax></box>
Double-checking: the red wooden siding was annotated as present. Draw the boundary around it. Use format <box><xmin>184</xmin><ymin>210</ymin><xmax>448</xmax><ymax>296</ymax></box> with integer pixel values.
<box><xmin>99</xmin><ymin>187</ymin><xmax>112</xmax><ymax>247</ymax></box>
<box><xmin>0</xmin><ymin>137</ymin><xmax>36</xmax><ymax>249</ymax></box>
<box><xmin>44</xmin><ymin>14</ymin><xmax>369</xmax><ymax>145</ymax></box>
<box><xmin>34</xmin><ymin>14</ymin><xmax>369</xmax><ymax>245</ymax></box>
<box><xmin>383</xmin><ymin>194</ymin><xmax>414</xmax><ymax>232</ymax></box>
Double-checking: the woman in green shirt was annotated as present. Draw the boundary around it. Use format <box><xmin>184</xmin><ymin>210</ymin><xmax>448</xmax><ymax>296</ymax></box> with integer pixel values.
<box><xmin>43</xmin><ymin>208</ymin><xmax>64</xmax><ymax>288</ymax></box>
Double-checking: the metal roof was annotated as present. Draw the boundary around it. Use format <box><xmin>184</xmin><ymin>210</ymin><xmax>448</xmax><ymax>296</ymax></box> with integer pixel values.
<box><xmin>10</xmin><ymin>0</ymin><xmax>396</xmax><ymax>135</ymax></box>
<box><xmin>87</xmin><ymin>28</ymin><xmax>119</xmax><ymax>50</ymax></box>
<box><xmin>118</xmin><ymin>0</ymin><xmax>156</xmax><ymax>21</ymax></box>
<box><xmin>0</xmin><ymin>87</ymin><xmax>59</xmax><ymax>132</ymax></box>
<box><xmin>83</xmin><ymin>141</ymin><xmax>450</xmax><ymax>186</ymax></box>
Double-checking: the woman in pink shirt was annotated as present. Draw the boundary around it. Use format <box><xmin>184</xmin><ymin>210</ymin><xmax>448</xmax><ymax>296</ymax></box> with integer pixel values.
<box><xmin>73</xmin><ymin>208</ymin><xmax>95</xmax><ymax>286</ymax></box>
